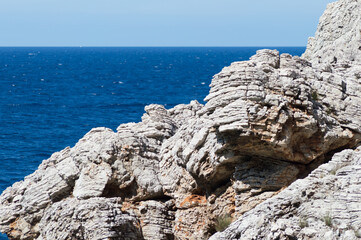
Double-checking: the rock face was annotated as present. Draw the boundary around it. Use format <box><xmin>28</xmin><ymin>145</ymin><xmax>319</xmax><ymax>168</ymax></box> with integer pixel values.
<box><xmin>39</xmin><ymin>198</ymin><xmax>143</xmax><ymax>240</ymax></box>
<box><xmin>1</xmin><ymin>0</ymin><xmax>361</xmax><ymax>239</ymax></box>
<box><xmin>303</xmin><ymin>0</ymin><xmax>361</xmax><ymax>64</ymax></box>
<box><xmin>210</xmin><ymin>147</ymin><xmax>361</xmax><ymax>240</ymax></box>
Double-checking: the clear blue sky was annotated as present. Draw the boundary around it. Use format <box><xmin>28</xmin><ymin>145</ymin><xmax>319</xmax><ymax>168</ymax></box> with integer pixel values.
<box><xmin>0</xmin><ymin>0</ymin><xmax>335</xmax><ymax>46</ymax></box>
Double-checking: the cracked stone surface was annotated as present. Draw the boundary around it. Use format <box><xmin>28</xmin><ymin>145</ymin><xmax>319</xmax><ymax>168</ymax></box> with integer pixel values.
<box><xmin>211</xmin><ymin>147</ymin><xmax>361</xmax><ymax>240</ymax></box>
<box><xmin>303</xmin><ymin>0</ymin><xmax>361</xmax><ymax>65</ymax></box>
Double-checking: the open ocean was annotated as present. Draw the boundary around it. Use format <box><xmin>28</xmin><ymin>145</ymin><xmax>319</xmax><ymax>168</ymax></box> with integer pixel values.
<box><xmin>0</xmin><ymin>47</ymin><xmax>305</xmax><ymax>239</ymax></box>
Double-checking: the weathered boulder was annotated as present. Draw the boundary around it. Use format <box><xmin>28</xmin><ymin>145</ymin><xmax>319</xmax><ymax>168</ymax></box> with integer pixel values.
<box><xmin>200</xmin><ymin>50</ymin><xmax>360</xmax><ymax>164</ymax></box>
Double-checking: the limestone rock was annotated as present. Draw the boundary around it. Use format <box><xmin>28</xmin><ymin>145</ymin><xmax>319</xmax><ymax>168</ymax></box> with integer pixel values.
<box><xmin>39</xmin><ymin>198</ymin><xmax>142</xmax><ymax>240</ymax></box>
<box><xmin>0</xmin><ymin>104</ymin><xmax>189</xmax><ymax>240</ymax></box>
<box><xmin>200</xmin><ymin>50</ymin><xmax>361</xmax><ymax>164</ymax></box>
<box><xmin>73</xmin><ymin>162</ymin><xmax>112</xmax><ymax>199</ymax></box>
<box><xmin>134</xmin><ymin>200</ymin><xmax>175</xmax><ymax>240</ymax></box>
<box><xmin>210</xmin><ymin>147</ymin><xmax>361</xmax><ymax>240</ymax></box>
<box><xmin>303</xmin><ymin>0</ymin><xmax>361</xmax><ymax>64</ymax></box>
<box><xmin>1</xmin><ymin>0</ymin><xmax>361</xmax><ymax>239</ymax></box>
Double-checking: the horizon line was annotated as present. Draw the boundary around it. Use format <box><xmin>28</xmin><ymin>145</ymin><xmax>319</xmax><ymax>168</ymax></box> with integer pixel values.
<box><xmin>0</xmin><ymin>45</ymin><xmax>306</xmax><ymax>48</ymax></box>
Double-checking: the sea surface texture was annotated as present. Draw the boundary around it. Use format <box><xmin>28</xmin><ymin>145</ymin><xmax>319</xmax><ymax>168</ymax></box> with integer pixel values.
<box><xmin>0</xmin><ymin>47</ymin><xmax>304</xmax><ymax>239</ymax></box>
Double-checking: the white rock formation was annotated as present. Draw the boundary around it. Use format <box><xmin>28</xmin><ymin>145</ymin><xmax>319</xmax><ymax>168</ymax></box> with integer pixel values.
<box><xmin>1</xmin><ymin>0</ymin><xmax>361</xmax><ymax>239</ymax></box>
<box><xmin>39</xmin><ymin>198</ymin><xmax>142</xmax><ymax>240</ymax></box>
<box><xmin>210</xmin><ymin>147</ymin><xmax>361</xmax><ymax>240</ymax></box>
<box><xmin>303</xmin><ymin>0</ymin><xmax>361</xmax><ymax>64</ymax></box>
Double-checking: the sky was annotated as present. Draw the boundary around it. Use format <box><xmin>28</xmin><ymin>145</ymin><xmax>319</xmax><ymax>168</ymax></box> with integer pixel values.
<box><xmin>0</xmin><ymin>0</ymin><xmax>335</xmax><ymax>47</ymax></box>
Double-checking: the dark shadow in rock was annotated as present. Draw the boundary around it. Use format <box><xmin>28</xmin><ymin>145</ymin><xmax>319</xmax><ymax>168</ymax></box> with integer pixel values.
<box><xmin>232</xmin><ymin>156</ymin><xmax>300</xmax><ymax>195</ymax></box>
<box><xmin>102</xmin><ymin>180</ymin><xmax>138</xmax><ymax>199</ymax></box>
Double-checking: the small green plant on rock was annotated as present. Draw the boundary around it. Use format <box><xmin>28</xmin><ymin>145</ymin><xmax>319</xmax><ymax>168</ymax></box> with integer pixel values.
<box><xmin>215</xmin><ymin>214</ymin><xmax>233</xmax><ymax>232</ymax></box>
<box><xmin>299</xmin><ymin>217</ymin><xmax>309</xmax><ymax>228</ymax></box>
<box><xmin>323</xmin><ymin>213</ymin><xmax>332</xmax><ymax>227</ymax></box>
<box><xmin>311</xmin><ymin>90</ymin><xmax>319</xmax><ymax>101</ymax></box>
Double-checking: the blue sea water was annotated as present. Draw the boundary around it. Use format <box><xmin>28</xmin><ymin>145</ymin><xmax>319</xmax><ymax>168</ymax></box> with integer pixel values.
<box><xmin>0</xmin><ymin>47</ymin><xmax>305</xmax><ymax>239</ymax></box>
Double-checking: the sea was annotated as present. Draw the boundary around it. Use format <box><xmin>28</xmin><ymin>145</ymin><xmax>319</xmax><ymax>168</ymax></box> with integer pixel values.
<box><xmin>0</xmin><ymin>47</ymin><xmax>305</xmax><ymax>239</ymax></box>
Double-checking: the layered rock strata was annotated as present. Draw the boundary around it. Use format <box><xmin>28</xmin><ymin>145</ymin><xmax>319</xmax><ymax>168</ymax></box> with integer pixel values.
<box><xmin>1</xmin><ymin>0</ymin><xmax>361</xmax><ymax>239</ymax></box>
<box><xmin>303</xmin><ymin>0</ymin><xmax>361</xmax><ymax>64</ymax></box>
<box><xmin>211</xmin><ymin>147</ymin><xmax>361</xmax><ymax>240</ymax></box>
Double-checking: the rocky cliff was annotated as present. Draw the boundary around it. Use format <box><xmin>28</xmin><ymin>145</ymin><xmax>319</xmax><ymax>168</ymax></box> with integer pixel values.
<box><xmin>303</xmin><ymin>0</ymin><xmax>361</xmax><ymax>64</ymax></box>
<box><xmin>1</xmin><ymin>0</ymin><xmax>361</xmax><ymax>239</ymax></box>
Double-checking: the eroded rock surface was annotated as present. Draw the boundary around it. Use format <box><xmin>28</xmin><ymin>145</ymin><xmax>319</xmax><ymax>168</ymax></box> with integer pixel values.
<box><xmin>1</xmin><ymin>0</ymin><xmax>361</xmax><ymax>239</ymax></box>
<box><xmin>211</xmin><ymin>147</ymin><xmax>361</xmax><ymax>240</ymax></box>
<box><xmin>39</xmin><ymin>198</ymin><xmax>142</xmax><ymax>240</ymax></box>
<box><xmin>303</xmin><ymin>0</ymin><xmax>361</xmax><ymax>64</ymax></box>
